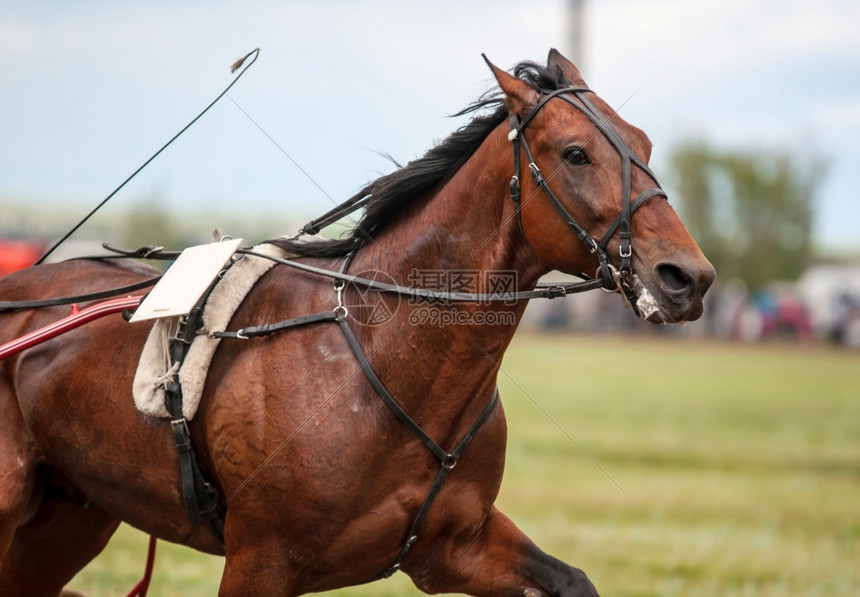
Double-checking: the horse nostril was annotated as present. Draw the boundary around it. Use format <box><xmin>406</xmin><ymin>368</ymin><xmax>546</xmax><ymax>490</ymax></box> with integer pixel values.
<box><xmin>656</xmin><ymin>263</ymin><xmax>693</xmax><ymax>294</ymax></box>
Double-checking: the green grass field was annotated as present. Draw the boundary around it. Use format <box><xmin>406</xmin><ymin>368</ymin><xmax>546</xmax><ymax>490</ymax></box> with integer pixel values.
<box><xmin>67</xmin><ymin>333</ymin><xmax>859</xmax><ymax>596</ymax></box>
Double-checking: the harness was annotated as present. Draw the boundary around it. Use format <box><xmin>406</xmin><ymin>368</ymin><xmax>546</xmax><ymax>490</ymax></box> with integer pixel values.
<box><xmin>190</xmin><ymin>87</ymin><xmax>670</xmax><ymax>571</ymax></box>
<box><xmin>201</xmin><ymin>250</ymin><xmax>502</xmax><ymax>579</ymax></box>
<box><xmin>1</xmin><ymin>83</ymin><xmax>671</xmax><ymax>581</ymax></box>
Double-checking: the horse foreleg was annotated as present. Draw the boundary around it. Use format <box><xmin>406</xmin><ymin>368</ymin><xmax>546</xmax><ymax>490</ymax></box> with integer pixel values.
<box><xmin>0</xmin><ymin>454</ymin><xmax>30</xmax><ymax>565</ymax></box>
<box><xmin>0</xmin><ymin>384</ymin><xmax>37</xmax><ymax>565</ymax></box>
<box><xmin>410</xmin><ymin>507</ymin><xmax>598</xmax><ymax>597</ymax></box>
<box><xmin>218</xmin><ymin>538</ymin><xmax>298</xmax><ymax>597</ymax></box>
<box><xmin>0</xmin><ymin>490</ymin><xmax>119</xmax><ymax>596</ymax></box>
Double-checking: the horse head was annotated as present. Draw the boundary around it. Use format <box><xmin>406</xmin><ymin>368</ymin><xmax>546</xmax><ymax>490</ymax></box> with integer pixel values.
<box><xmin>486</xmin><ymin>49</ymin><xmax>715</xmax><ymax>323</ymax></box>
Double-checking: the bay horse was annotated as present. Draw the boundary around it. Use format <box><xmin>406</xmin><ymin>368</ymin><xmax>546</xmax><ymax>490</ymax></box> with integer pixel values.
<box><xmin>0</xmin><ymin>50</ymin><xmax>714</xmax><ymax>596</ymax></box>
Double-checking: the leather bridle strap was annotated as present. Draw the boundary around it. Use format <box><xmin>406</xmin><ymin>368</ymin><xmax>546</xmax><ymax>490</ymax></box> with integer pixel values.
<box><xmin>336</xmin><ymin>311</ymin><xmax>499</xmax><ymax>580</ymax></box>
<box><xmin>213</xmin><ymin>303</ymin><xmax>499</xmax><ymax>580</ymax></box>
<box><xmin>0</xmin><ymin>276</ymin><xmax>161</xmax><ymax>312</ymax></box>
<box><xmin>599</xmin><ymin>188</ymin><xmax>665</xmax><ymax>250</ymax></box>
<box><xmin>507</xmin><ymin>86</ymin><xmax>667</xmax><ymax>313</ymax></box>
<box><xmin>512</xmin><ymin>125</ymin><xmax>614</xmax><ymax>287</ymax></box>
<box><xmin>241</xmin><ymin>248</ymin><xmax>607</xmax><ymax>301</ymax></box>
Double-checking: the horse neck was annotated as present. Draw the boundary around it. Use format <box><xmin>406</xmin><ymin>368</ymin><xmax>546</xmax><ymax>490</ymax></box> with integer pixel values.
<box><xmin>348</xmin><ymin>126</ymin><xmax>545</xmax><ymax>438</ymax></box>
<box><xmin>365</xmin><ymin>125</ymin><xmax>544</xmax><ymax>286</ymax></box>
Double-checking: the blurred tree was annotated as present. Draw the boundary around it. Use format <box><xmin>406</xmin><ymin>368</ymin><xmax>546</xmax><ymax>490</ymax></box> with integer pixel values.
<box><xmin>120</xmin><ymin>199</ymin><xmax>195</xmax><ymax>250</ymax></box>
<box><xmin>670</xmin><ymin>140</ymin><xmax>825</xmax><ymax>290</ymax></box>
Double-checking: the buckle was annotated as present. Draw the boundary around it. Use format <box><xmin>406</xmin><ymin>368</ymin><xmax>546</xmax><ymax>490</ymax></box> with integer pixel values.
<box><xmin>528</xmin><ymin>162</ymin><xmax>544</xmax><ymax>184</ymax></box>
<box><xmin>545</xmin><ymin>285</ymin><xmax>568</xmax><ymax>299</ymax></box>
<box><xmin>170</xmin><ymin>417</ymin><xmax>190</xmax><ymax>435</ymax></box>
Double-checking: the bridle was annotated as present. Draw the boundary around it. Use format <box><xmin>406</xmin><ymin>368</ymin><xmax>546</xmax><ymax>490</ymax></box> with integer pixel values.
<box><xmin>506</xmin><ymin>86</ymin><xmax>667</xmax><ymax>315</ymax></box>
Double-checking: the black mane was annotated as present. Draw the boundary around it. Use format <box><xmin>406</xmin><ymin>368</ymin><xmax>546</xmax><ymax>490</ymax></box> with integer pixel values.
<box><xmin>267</xmin><ymin>61</ymin><xmax>569</xmax><ymax>258</ymax></box>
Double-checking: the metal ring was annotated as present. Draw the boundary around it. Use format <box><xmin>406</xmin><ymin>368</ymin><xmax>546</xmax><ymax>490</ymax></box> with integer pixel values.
<box><xmin>598</xmin><ymin>266</ymin><xmax>621</xmax><ymax>293</ymax></box>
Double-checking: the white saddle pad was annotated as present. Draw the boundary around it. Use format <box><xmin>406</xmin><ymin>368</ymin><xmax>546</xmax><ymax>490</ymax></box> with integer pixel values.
<box><xmin>132</xmin><ymin>243</ymin><xmax>287</xmax><ymax>419</ymax></box>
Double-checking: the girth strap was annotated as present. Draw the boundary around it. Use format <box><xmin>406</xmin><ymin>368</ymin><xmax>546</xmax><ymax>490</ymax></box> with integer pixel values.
<box><xmin>161</xmin><ymin>268</ymin><xmax>229</xmax><ymax>544</ymax></box>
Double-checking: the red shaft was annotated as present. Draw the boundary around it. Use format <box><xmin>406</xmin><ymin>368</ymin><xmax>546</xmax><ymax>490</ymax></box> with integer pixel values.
<box><xmin>125</xmin><ymin>534</ymin><xmax>158</xmax><ymax>597</ymax></box>
<box><xmin>0</xmin><ymin>295</ymin><xmax>142</xmax><ymax>360</ymax></box>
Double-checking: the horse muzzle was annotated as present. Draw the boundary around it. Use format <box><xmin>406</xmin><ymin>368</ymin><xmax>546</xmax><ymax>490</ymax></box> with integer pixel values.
<box><xmin>634</xmin><ymin>255</ymin><xmax>716</xmax><ymax>324</ymax></box>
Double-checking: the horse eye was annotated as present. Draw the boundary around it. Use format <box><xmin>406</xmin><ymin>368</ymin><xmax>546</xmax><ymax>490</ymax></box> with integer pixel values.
<box><xmin>563</xmin><ymin>146</ymin><xmax>590</xmax><ymax>166</ymax></box>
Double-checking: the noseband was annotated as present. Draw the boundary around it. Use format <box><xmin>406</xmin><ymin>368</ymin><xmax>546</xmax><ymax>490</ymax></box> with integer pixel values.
<box><xmin>507</xmin><ymin>86</ymin><xmax>666</xmax><ymax>314</ymax></box>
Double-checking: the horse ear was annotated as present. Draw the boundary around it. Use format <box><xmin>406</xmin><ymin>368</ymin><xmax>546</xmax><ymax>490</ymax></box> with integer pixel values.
<box><xmin>547</xmin><ymin>48</ymin><xmax>587</xmax><ymax>87</ymax></box>
<box><xmin>482</xmin><ymin>54</ymin><xmax>540</xmax><ymax>115</ymax></box>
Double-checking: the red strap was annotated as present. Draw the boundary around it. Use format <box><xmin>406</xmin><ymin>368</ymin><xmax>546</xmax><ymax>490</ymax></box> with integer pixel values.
<box><xmin>125</xmin><ymin>535</ymin><xmax>158</xmax><ymax>597</ymax></box>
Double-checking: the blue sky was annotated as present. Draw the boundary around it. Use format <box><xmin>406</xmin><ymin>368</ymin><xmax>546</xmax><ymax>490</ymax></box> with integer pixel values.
<box><xmin>2</xmin><ymin>0</ymin><xmax>858</xmax><ymax>250</ymax></box>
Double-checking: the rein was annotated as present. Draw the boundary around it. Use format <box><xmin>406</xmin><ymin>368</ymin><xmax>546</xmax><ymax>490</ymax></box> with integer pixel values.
<box><xmin>0</xmin><ymin>276</ymin><xmax>161</xmax><ymax>312</ymax></box>
<box><xmin>0</xmin><ymin>237</ymin><xmax>601</xmax><ymax>325</ymax></box>
<box><xmin>0</xmin><ymin>244</ymin><xmax>604</xmax><ymax>315</ymax></box>
<box><xmin>239</xmin><ymin>248</ymin><xmax>606</xmax><ymax>302</ymax></box>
